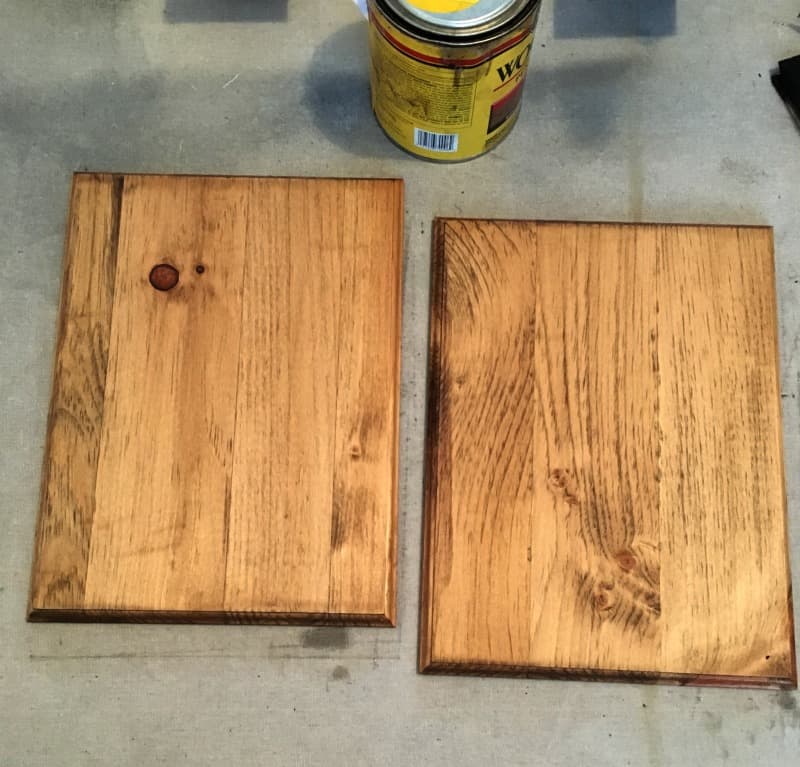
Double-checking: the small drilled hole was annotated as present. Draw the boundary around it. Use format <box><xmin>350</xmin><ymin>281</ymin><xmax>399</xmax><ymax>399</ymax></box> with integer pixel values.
<box><xmin>195</xmin><ymin>264</ymin><xmax>205</xmax><ymax>274</ymax></box>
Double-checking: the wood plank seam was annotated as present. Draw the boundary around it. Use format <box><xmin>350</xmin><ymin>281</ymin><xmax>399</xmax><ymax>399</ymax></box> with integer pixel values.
<box><xmin>221</xmin><ymin>183</ymin><xmax>253</xmax><ymax>609</ymax></box>
<box><xmin>326</xmin><ymin>177</ymin><xmax>346</xmax><ymax>614</ymax></box>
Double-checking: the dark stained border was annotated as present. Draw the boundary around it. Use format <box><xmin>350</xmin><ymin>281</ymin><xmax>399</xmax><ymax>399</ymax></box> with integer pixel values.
<box><xmin>28</xmin><ymin>608</ymin><xmax>393</xmax><ymax>627</ymax></box>
<box><xmin>418</xmin><ymin>218</ymin><xmax>450</xmax><ymax>670</ymax></box>
<box><xmin>420</xmin><ymin>659</ymin><xmax>796</xmax><ymax>691</ymax></box>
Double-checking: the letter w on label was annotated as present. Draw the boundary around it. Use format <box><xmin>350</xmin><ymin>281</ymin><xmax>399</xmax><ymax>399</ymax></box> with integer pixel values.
<box><xmin>496</xmin><ymin>45</ymin><xmax>532</xmax><ymax>83</ymax></box>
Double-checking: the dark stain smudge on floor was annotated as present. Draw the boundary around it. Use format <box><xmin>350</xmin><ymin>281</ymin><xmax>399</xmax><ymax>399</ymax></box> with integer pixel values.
<box><xmin>772</xmin><ymin>691</ymin><xmax>800</xmax><ymax>731</ymax></box>
<box><xmin>302</xmin><ymin>627</ymin><xmax>350</xmax><ymax>650</ymax></box>
<box><xmin>777</xmin><ymin>690</ymin><xmax>797</xmax><ymax>711</ymax></box>
<box><xmin>703</xmin><ymin>711</ymin><xmax>723</xmax><ymax>734</ymax></box>
<box><xmin>331</xmin><ymin>665</ymin><xmax>350</xmax><ymax>681</ymax></box>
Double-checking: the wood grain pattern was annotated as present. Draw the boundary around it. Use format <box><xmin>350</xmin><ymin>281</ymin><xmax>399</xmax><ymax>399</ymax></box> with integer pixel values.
<box><xmin>420</xmin><ymin>218</ymin><xmax>796</xmax><ymax>688</ymax></box>
<box><xmin>29</xmin><ymin>174</ymin><xmax>122</xmax><ymax>610</ymax></box>
<box><xmin>29</xmin><ymin>173</ymin><xmax>402</xmax><ymax>625</ymax></box>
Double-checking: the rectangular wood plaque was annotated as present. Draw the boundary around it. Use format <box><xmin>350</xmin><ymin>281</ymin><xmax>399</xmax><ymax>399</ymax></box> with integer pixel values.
<box><xmin>29</xmin><ymin>173</ymin><xmax>403</xmax><ymax>625</ymax></box>
<box><xmin>421</xmin><ymin>218</ymin><xmax>796</xmax><ymax>687</ymax></box>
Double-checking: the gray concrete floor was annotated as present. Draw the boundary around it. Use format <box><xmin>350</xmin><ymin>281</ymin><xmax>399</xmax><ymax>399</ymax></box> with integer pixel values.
<box><xmin>2</xmin><ymin>1</ymin><xmax>800</xmax><ymax>764</ymax></box>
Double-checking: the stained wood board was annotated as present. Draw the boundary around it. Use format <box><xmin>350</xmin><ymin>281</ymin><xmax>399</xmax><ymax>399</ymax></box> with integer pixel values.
<box><xmin>420</xmin><ymin>218</ymin><xmax>796</xmax><ymax>688</ymax></box>
<box><xmin>29</xmin><ymin>173</ymin><xmax>403</xmax><ymax>625</ymax></box>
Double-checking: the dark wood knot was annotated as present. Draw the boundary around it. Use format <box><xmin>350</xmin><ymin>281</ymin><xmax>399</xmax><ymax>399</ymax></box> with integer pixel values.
<box><xmin>593</xmin><ymin>591</ymin><xmax>613</xmax><ymax>611</ymax></box>
<box><xmin>149</xmin><ymin>264</ymin><xmax>179</xmax><ymax>291</ymax></box>
<box><xmin>615</xmin><ymin>550</ymin><xmax>638</xmax><ymax>572</ymax></box>
<box><xmin>643</xmin><ymin>591</ymin><xmax>661</xmax><ymax>613</ymax></box>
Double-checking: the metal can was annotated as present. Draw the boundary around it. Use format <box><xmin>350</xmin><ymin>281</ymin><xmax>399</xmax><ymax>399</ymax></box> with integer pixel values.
<box><xmin>367</xmin><ymin>0</ymin><xmax>542</xmax><ymax>161</ymax></box>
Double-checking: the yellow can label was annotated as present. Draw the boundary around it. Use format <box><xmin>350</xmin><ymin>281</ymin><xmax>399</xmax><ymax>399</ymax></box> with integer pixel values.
<box><xmin>368</xmin><ymin>4</ymin><xmax>537</xmax><ymax>160</ymax></box>
<box><xmin>405</xmin><ymin>0</ymin><xmax>480</xmax><ymax>11</ymax></box>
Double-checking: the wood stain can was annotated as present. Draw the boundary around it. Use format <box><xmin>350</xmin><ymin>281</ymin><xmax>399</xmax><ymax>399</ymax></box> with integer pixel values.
<box><xmin>367</xmin><ymin>0</ymin><xmax>542</xmax><ymax>161</ymax></box>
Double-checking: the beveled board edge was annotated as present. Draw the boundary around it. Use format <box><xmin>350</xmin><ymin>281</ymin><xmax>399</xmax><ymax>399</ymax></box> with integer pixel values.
<box><xmin>28</xmin><ymin>172</ymin><xmax>124</xmax><ymax>616</ymax></box>
<box><xmin>765</xmin><ymin>227</ymin><xmax>798</xmax><ymax>689</ymax></box>
<box><xmin>28</xmin><ymin>608</ymin><xmax>394</xmax><ymax>627</ymax></box>
<box><xmin>418</xmin><ymin>218</ymin><xmax>450</xmax><ymax>670</ymax></box>
<box><xmin>384</xmin><ymin>178</ymin><xmax>404</xmax><ymax>628</ymax></box>
<box><xmin>419</xmin><ymin>659</ymin><xmax>796</xmax><ymax>691</ymax></box>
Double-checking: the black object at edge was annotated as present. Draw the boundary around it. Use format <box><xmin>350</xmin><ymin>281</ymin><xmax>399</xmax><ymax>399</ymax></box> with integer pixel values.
<box><xmin>773</xmin><ymin>54</ymin><xmax>800</xmax><ymax>125</ymax></box>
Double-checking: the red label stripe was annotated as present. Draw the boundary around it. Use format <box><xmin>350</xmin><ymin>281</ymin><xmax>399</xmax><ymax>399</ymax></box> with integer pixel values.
<box><xmin>371</xmin><ymin>12</ymin><xmax>530</xmax><ymax>69</ymax></box>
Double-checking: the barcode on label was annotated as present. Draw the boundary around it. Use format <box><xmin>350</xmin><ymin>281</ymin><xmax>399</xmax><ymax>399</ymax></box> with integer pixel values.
<box><xmin>413</xmin><ymin>128</ymin><xmax>459</xmax><ymax>153</ymax></box>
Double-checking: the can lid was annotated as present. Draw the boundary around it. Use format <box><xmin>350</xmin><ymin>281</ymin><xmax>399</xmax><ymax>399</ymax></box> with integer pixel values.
<box><xmin>387</xmin><ymin>0</ymin><xmax>531</xmax><ymax>34</ymax></box>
